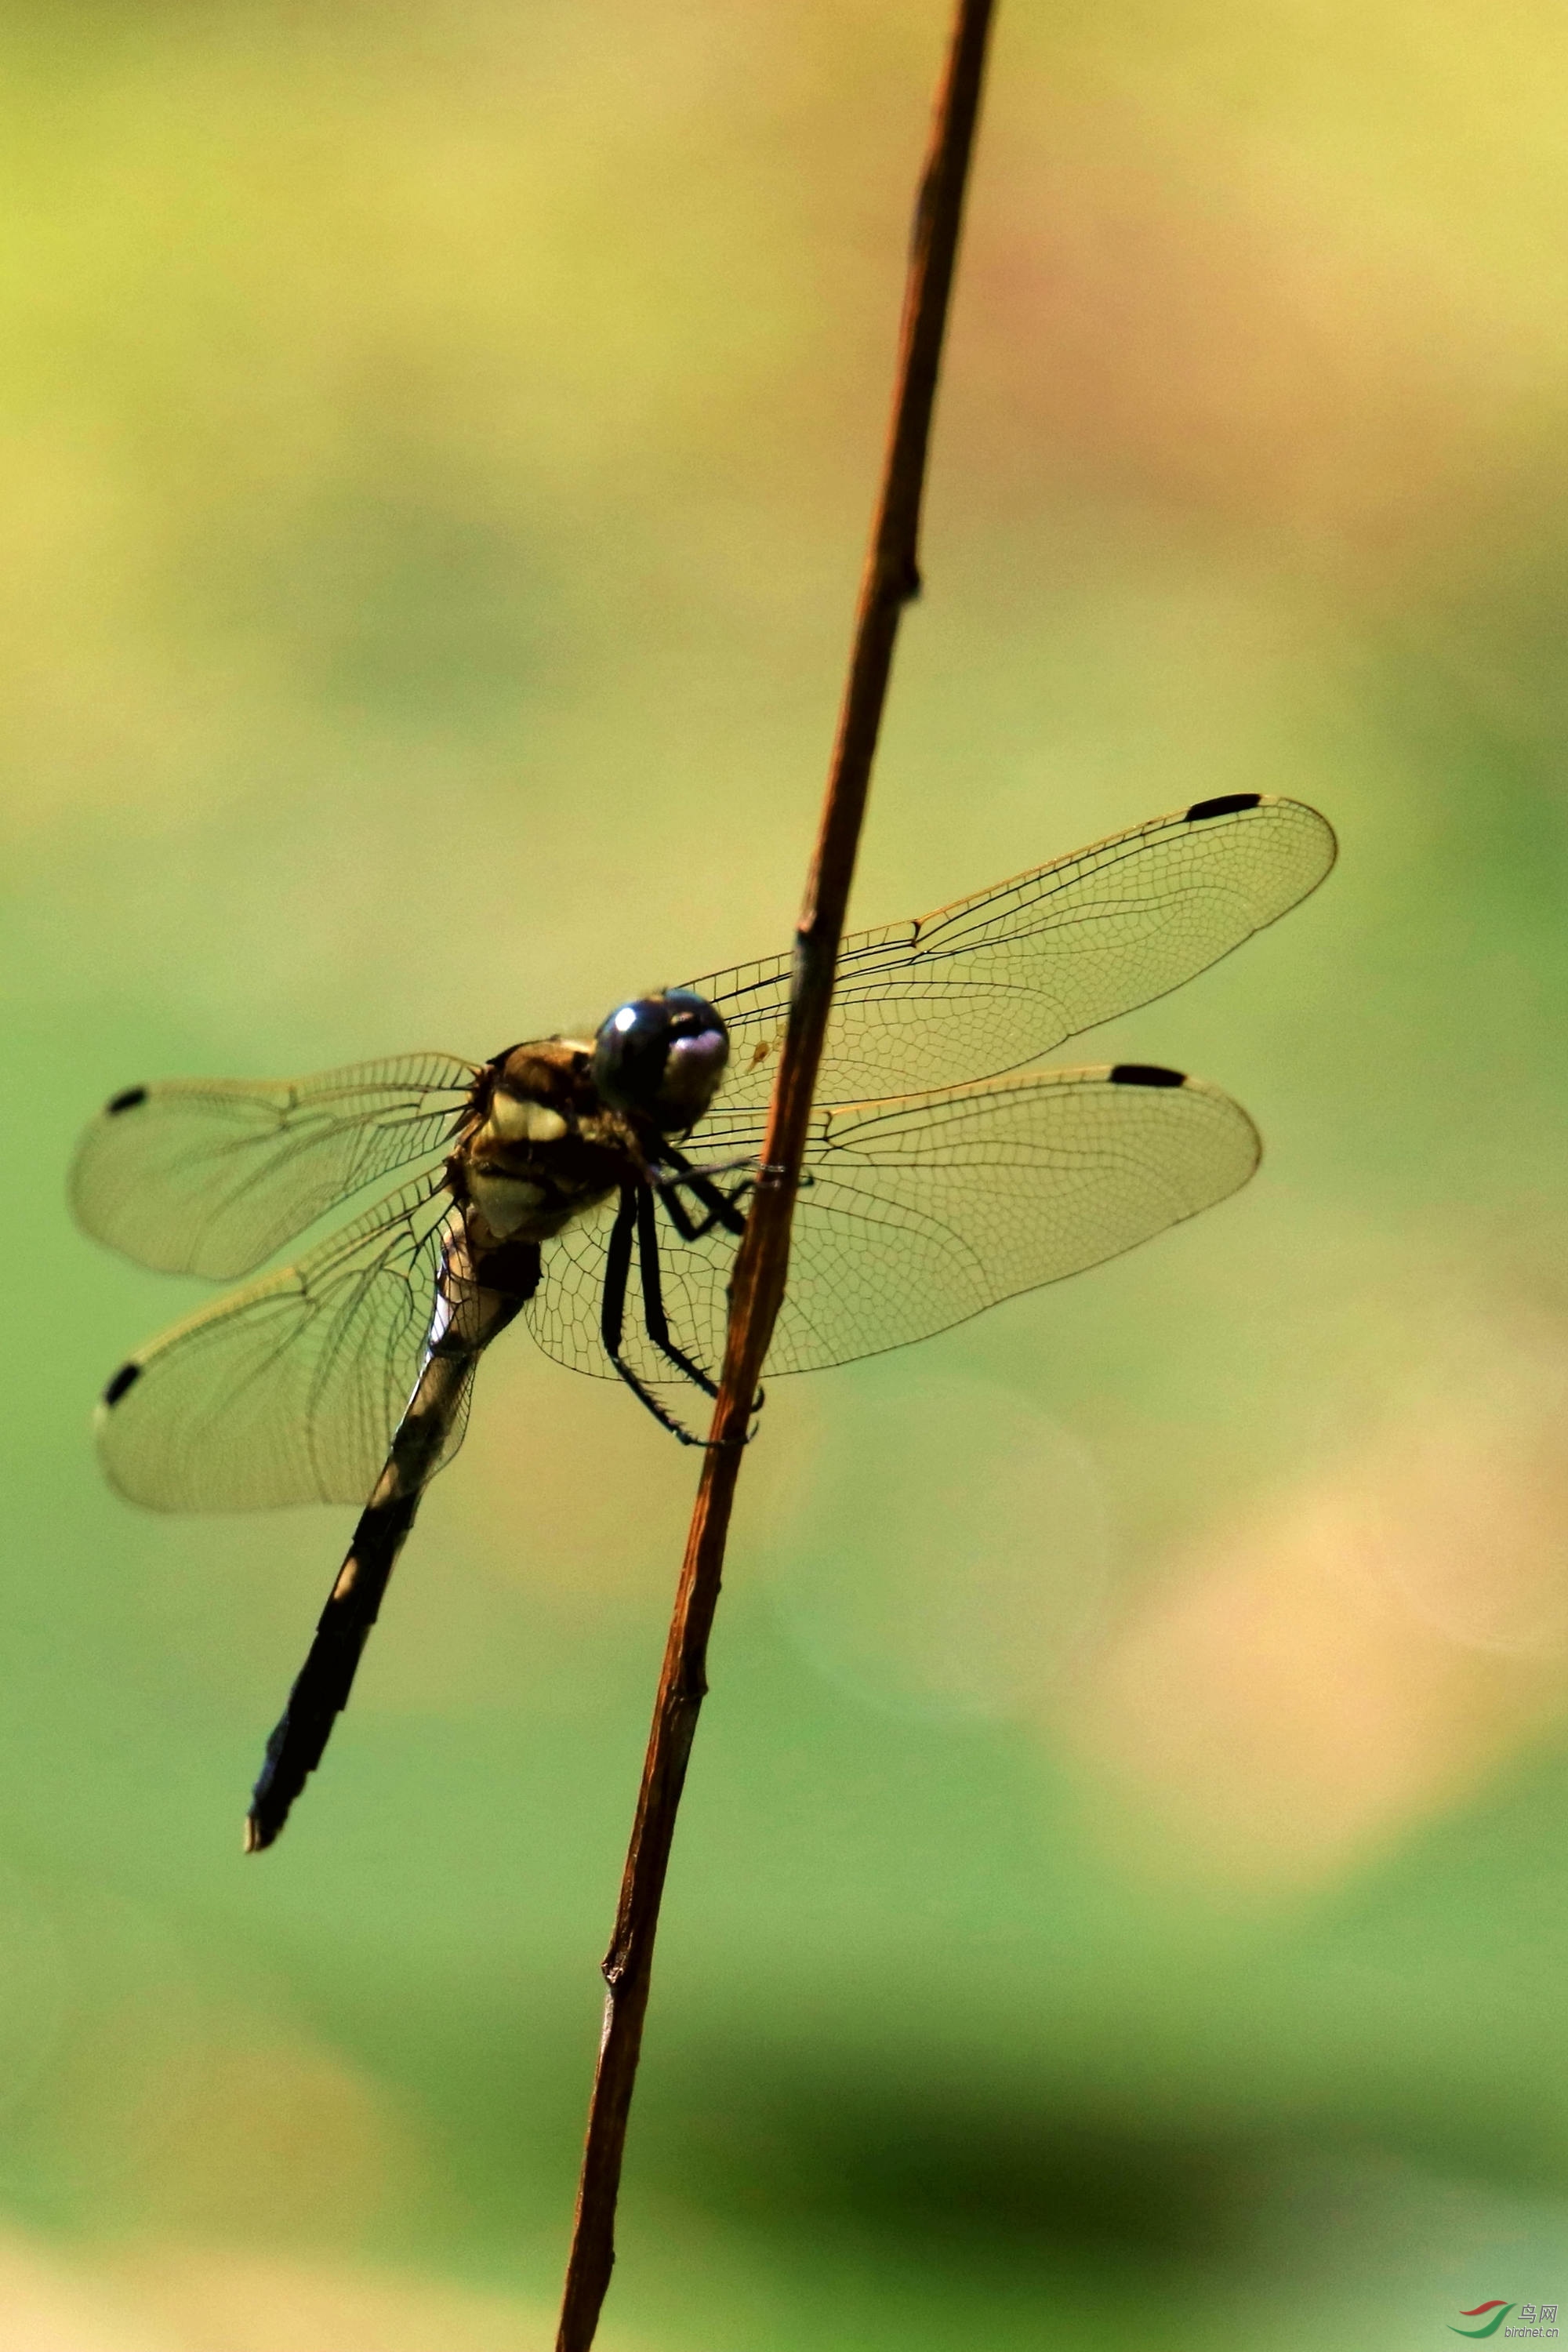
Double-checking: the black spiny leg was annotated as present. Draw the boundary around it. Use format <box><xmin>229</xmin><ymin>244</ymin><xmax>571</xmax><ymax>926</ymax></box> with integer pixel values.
<box><xmin>601</xmin><ymin>1184</ymin><xmax>707</xmax><ymax>1445</ymax></box>
<box><xmin>636</xmin><ymin>1181</ymin><xmax>720</xmax><ymax>1399</ymax></box>
<box><xmin>646</xmin><ymin>1155</ymin><xmax>767</xmax><ymax>1429</ymax></box>
<box><xmin>655</xmin><ymin>1144</ymin><xmax>753</xmax><ymax>1242</ymax></box>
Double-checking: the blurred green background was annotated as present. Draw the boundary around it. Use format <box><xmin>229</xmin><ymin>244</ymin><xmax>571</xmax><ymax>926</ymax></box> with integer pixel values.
<box><xmin>5</xmin><ymin>2</ymin><xmax>1568</xmax><ymax>2344</ymax></box>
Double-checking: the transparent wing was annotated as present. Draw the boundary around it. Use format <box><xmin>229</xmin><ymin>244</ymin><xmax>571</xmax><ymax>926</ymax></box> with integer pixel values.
<box><xmin>524</xmin><ymin>1065</ymin><xmax>1261</xmax><ymax>1386</ymax></box>
<box><xmin>95</xmin><ymin>1178</ymin><xmax>466</xmax><ymax>1512</ymax></box>
<box><xmin>70</xmin><ymin>1053</ymin><xmax>477</xmax><ymax>1279</ymax></box>
<box><xmin>683</xmin><ymin>794</ymin><xmax>1335</xmax><ymax>1109</ymax></box>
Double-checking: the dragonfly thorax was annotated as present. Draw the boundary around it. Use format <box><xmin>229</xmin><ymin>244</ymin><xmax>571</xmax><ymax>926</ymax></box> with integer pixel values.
<box><xmin>457</xmin><ymin>1040</ymin><xmax>631</xmax><ymax>1249</ymax></box>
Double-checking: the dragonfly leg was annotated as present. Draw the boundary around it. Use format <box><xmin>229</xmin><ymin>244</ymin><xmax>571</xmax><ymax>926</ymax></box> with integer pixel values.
<box><xmin>640</xmin><ymin>1184</ymin><xmax>767</xmax><ymax>1433</ymax></box>
<box><xmin>636</xmin><ymin>1184</ymin><xmax>720</xmax><ymax>1397</ymax></box>
<box><xmin>601</xmin><ymin>1184</ymin><xmax>709</xmax><ymax>1446</ymax></box>
<box><xmin>653</xmin><ymin>1145</ymin><xmax>753</xmax><ymax>1241</ymax></box>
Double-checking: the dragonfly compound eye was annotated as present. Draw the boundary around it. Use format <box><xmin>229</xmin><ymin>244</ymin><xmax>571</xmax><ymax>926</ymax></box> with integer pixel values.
<box><xmin>592</xmin><ymin>991</ymin><xmax>729</xmax><ymax>1130</ymax></box>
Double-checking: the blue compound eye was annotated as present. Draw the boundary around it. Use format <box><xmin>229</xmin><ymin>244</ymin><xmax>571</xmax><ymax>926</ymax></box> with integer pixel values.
<box><xmin>592</xmin><ymin>992</ymin><xmax>729</xmax><ymax>1130</ymax></box>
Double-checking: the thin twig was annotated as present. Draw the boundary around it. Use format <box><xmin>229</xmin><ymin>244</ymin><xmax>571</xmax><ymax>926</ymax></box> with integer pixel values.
<box><xmin>554</xmin><ymin>9</ymin><xmax>997</xmax><ymax>2344</ymax></box>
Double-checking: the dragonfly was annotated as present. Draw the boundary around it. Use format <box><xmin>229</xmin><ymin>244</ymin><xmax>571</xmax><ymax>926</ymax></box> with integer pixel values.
<box><xmin>71</xmin><ymin>789</ymin><xmax>1335</xmax><ymax>1850</ymax></box>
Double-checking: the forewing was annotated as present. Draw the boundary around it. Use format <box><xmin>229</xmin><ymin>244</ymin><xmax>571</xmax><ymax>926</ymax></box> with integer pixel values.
<box><xmin>684</xmin><ymin>794</ymin><xmax>1334</xmax><ymax>1109</ymax></box>
<box><xmin>96</xmin><ymin>1178</ymin><xmax>462</xmax><ymax>1511</ymax></box>
<box><xmin>70</xmin><ymin>1053</ymin><xmax>476</xmax><ymax>1279</ymax></box>
<box><xmin>525</xmin><ymin>1066</ymin><xmax>1259</xmax><ymax>1386</ymax></box>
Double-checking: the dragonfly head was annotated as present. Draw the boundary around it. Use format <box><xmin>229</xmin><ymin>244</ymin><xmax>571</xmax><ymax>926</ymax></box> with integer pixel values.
<box><xmin>592</xmin><ymin>991</ymin><xmax>729</xmax><ymax>1131</ymax></box>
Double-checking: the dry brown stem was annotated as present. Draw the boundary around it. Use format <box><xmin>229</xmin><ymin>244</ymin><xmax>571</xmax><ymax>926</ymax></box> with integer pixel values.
<box><xmin>554</xmin><ymin>9</ymin><xmax>997</xmax><ymax>2343</ymax></box>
